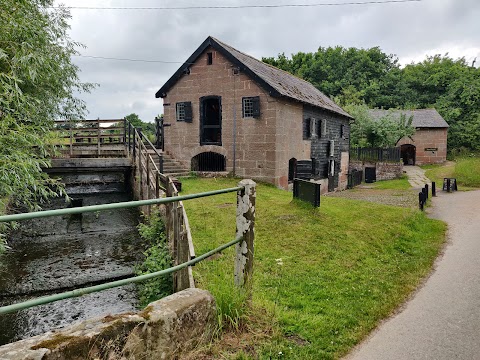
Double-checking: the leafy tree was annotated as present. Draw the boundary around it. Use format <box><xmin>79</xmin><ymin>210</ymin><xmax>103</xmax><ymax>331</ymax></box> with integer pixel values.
<box><xmin>264</xmin><ymin>49</ymin><xmax>480</xmax><ymax>152</ymax></box>
<box><xmin>346</xmin><ymin>104</ymin><xmax>415</xmax><ymax>148</ymax></box>
<box><xmin>125</xmin><ymin>113</ymin><xmax>143</xmax><ymax>128</ymax></box>
<box><xmin>125</xmin><ymin>113</ymin><xmax>156</xmax><ymax>141</ymax></box>
<box><xmin>0</xmin><ymin>2</ymin><xmax>93</xmax><ymax>219</ymax></box>
<box><xmin>263</xmin><ymin>46</ymin><xmax>401</xmax><ymax>107</ymax></box>
<box><xmin>402</xmin><ymin>55</ymin><xmax>480</xmax><ymax>151</ymax></box>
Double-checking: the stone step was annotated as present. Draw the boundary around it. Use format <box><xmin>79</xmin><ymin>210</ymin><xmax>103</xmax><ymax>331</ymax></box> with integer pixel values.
<box><xmin>164</xmin><ymin>169</ymin><xmax>189</xmax><ymax>175</ymax></box>
<box><xmin>165</xmin><ymin>172</ymin><xmax>192</xmax><ymax>177</ymax></box>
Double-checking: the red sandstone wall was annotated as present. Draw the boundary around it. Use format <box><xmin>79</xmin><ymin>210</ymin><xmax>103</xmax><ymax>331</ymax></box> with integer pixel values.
<box><xmin>274</xmin><ymin>101</ymin><xmax>311</xmax><ymax>189</ymax></box>
<box><xmin>161</xmin><ymin>46</ymin><xmax>309</xmax><ymax>188</ymax></box>
<box><xmin>397</xmin><ymin>128</ymin><xmax>447</xmax><ymax>165</ymax></box>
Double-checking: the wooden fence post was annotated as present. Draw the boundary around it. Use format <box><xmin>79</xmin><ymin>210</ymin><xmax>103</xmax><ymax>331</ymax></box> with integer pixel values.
<box><xmin>175</xmin><ymin>202</ymin><xmax>190</xmax><ymax>291</ymax></box>
<box><xmin>234</xmin><ymin>179</ymin><xmax>256</xmax><ymax>289</ymax></box>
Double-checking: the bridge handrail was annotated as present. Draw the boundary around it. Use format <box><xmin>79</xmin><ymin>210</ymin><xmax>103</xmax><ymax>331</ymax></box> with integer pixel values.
<box><xmin>52</xmin><ymin>119</ymin><xmax>126</xmax><ymax>158</ymax></box>
<box><xmin>0</xmin><ymin>235</ymin><xmax>242</xmax><ymax>315</ymax></box>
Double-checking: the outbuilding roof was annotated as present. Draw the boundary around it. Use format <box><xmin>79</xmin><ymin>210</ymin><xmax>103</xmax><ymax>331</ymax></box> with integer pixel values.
<box><xmin>368</xmin><ymin>109</ymin><xmax>449</xmax><ymax>128</ymax></box>
<box><xmin>156</xmin><ymin>36</ymin><xmax>352</xmax><ymax>119</ymax></box>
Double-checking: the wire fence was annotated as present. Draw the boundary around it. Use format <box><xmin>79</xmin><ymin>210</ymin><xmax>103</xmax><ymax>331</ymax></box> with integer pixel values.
<box><xmin>350</xmin><ymin>147</ymin><xmax>401</xmax><ymax>163</ymax></box>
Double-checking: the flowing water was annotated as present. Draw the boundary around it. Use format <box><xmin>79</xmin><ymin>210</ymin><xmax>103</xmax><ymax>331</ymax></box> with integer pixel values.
<box><xmin>0</xmin><ymin>192</ymin><xmax>145</xmax><ymax>345</ymax></box>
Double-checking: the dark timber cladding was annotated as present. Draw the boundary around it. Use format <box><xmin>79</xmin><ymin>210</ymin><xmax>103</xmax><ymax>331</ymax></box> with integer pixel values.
<box><xmin>304</xmin><ymin>105</ymin><xmax>350</xmax><ymax>189</ymax></box>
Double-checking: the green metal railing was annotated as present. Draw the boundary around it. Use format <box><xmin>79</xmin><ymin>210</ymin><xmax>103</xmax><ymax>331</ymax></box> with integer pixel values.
<box><xmin>0</xmin><ymin>186</ymin><xmax>245</xmax><ymax>315</ymax></box>
<box><xmin>0</xmin><ymin>236</ymin><xmax>242</xmax><ymax>315</ymax></box>
<box><xmin>0</xmin><ymin>187</ymin><xmax>243</xmax><ymax>222</ymax></box>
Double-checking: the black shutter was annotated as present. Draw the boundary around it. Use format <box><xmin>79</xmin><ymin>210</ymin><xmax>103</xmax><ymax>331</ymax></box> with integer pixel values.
<box><xmin>315</xmin><ymin>119</ymin><xmax>321</xmax><ymax>137</ymax></box>
<box><xmin>252</xmin><ymin>96</ymin><xmax>260</xmax><ymax>118</ymax></box>
<box><xmin>184</xmin><ymin>102</ymin><xmax>193</xmax><ymax>123</ymax></box>
<box><xmin>340</xmin><ymin>124</ymin><xmax>345</xmax><ymax>138</ymax></box>
<box><xmin>303</xmin><ymin>118</ymin><xmax>311</xmax><ymax>140</ymax></box>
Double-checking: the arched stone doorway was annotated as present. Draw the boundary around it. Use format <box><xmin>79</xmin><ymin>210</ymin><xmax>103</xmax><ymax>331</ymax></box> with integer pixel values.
<box><xmin>401</xmin><ymin>144</ymin><xmax>416</xmax><ymax>165</ymax></box>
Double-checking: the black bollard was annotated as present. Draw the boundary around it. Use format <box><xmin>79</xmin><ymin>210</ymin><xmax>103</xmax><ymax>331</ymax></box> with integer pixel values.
<box><xmin>424</xmin><ymin>184</ymin><xmax>429</xmax><ymax>200</ymax></box>
<box><xmin>419</xmin><ymin>192</ymin><xmax>424</xmax><ymax>211</ymax></box>
<box><xmin>432</xmin><ymin>181</ymin><xmax>436</xmax><ymax>197</ymax></box>
<box><xmin>447</xmin><ymin>178</ymin><xmax>451</xmax><ymax>193</ymax></box>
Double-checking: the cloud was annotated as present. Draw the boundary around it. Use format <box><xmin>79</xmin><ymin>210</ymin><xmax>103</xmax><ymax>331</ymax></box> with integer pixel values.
<box><xmin>57</xmin><ymin>0</ymin><xmax>480</xmax><ymax>121</ymax></box>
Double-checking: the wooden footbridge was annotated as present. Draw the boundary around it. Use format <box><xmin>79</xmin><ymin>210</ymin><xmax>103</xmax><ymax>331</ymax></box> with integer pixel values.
<box><xmin>46</xmin><ymin>118</ymin><xmax>195</xmax><ymax>291</ymax></box>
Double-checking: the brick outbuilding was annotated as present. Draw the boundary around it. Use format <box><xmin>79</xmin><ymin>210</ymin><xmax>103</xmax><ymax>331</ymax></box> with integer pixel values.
<box><xmin>156</xmin><ymin>36</ymin><xmax>352</xmax><ymax>190</ymax></box>
<box><xmin>369</xmin><ymin>109</ymin><xmax>449</xmax><ymax>165</ymax></box>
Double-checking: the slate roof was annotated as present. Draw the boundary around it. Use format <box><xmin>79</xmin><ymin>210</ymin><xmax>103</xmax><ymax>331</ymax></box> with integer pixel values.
<box><xmin>368</xmin><ymin>109</ymin><xmax>449</xmax><ymax>128</ymax></box>
<box><xmin>156</xmin><ymin>36</ymin><xmax>352</xmax><ymax>119</ymax></box>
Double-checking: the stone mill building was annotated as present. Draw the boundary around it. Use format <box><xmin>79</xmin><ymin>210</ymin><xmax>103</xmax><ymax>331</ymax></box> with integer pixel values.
<box><xmin>156</xmin><ymin>36</ymin><xmax>353</xmax><ymax>191</ymax></box>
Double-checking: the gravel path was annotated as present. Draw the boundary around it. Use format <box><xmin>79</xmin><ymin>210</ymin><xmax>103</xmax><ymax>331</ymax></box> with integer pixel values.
<box><xmin>326</xmin><ymin>187</ymin><xmax>418</xmax><ymax>208</ymax></box>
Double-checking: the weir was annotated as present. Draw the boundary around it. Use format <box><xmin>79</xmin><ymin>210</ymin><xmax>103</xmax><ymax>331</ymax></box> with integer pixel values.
<box><xmin>0</xmin><ymin>158</ymin><xmax>142</xmax><ymax>345</ymax></box>
<box><xmin>0</xmin><ymin>120</ymin><xmax>144</xmax><ymax>345</ymax></box>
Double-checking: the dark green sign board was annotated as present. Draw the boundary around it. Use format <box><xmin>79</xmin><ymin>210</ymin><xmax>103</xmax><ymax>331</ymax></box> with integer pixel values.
<box><xmin>293</xmin><ymin>178</ymin><xmax>321</xmax><ymax>207</ymax></box>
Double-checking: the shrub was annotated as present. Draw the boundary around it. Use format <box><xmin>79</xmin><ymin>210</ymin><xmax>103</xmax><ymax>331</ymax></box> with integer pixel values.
<box><xmin>135</xmin><ymin>211</ymin><xmax>173</xmax><ymax>307</ymax></box>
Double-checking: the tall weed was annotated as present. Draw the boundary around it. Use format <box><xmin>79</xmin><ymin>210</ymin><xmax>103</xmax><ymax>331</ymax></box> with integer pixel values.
<box><xmin>135</xmin><ymin>211</ymin><xmax>173</xmax><ymax>307</ymax></box>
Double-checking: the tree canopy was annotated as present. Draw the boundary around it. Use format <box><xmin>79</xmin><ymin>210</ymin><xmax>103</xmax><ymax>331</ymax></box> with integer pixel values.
<box><xmin>264</xmin><ymin>48</ymin><xmax>480</xmax><ymax>152</ymax></box>
<box><xmin>125</xmin><ymin>113</ymin><xmax>156</xmax><ymax>141</ymax></box>
<box><xmin>345</xmin><ymin>104</ymin><xmax>415</xmax><ymax>148</ymax></box>
<box><xmin>0</xmin><ymin>0</ymin><xmax>93</xmax><ymax>214</ymax></box>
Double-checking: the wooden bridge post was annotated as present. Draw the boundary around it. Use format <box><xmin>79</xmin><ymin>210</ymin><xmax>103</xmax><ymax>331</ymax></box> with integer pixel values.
<box><xmin>146</xmin><ymin>156</ymin><xmax>150</xmax><ymax>216</ymax></box>
<box><xmin>97</xmin><ymin>119</ymin><xmax>101</xmax><ymax>156</ymax></box>
<box><xmin>69</xmin><ymin>122</ymin><xmax>73</xmax><ymax>157</ymax></box>
<box><xmin>234</xmin><ymin>179</ymin><xmax>256</xmax><ymax>291</ymax></box>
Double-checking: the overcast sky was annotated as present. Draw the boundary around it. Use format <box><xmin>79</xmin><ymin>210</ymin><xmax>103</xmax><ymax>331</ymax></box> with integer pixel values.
<box><xmin>57</xmin><ymin>0</ymin><xmax>480</xmax><ymax>122</ymax></box>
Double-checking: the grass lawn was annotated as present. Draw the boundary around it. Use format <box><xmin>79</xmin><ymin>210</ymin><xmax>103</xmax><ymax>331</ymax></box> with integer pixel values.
<box><xmin>423</xmin><ymin>157</ymin><xmax>480</xmax><ymax>190</ymax></box>
<box><xmin>370</xmin><ymin>175</ymin><xmax>411</xmax><ymax>190</ymax></box>
<box><xmin>180</xmin><ymin>178</ymin><xmax>445</xmax><ymax>359</ymax></box>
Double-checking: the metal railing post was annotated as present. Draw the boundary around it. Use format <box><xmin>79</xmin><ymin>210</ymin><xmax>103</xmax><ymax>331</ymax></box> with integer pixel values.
<box><xmin>234</xmin><ymin>179</ymin><xmax>256</xmax><ymax>291</ymax></box>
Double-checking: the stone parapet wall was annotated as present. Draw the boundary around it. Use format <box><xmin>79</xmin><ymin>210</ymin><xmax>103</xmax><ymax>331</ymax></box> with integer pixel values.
<box><xmin>0</xmin><ymin>288</ymin><xmax>215</xmax><ymax>360</ymax></box>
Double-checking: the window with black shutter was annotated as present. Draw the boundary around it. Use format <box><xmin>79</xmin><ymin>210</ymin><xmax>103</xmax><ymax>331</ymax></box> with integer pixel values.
<box><xmin>315</xmin><ymin>118</ymin><xmax>321</xmax><ymax>137</ymax></box>
<box><xmin>252</xmin><ymin>96</ymin><xmax>260</xmax><ymax>118</ymax></box>
<box><xmin>176</xmin><ymin>102</ymin><xmax>192</xmax><ymax>122</ymax></box>
<box><xmin>184</xmin><ymin>102</ymin><xmax>192</xmax><ymax>122</ymax></box>
<box><xmin>242</xmin><ymin>96</ymin><xmax>260</xmax><ymax>118</ymax></box>
<box><xmin>341</xmin><ymin>124</ymin><xmax>345</xmax><ymax>138</ymax></box>
<box><xmin>303</xmin><ymin>118</ymin><xmax>311</xmax><ymax>140</ymax></box>
<box><xmin>310</xmin><ymin>118</ymin><xmax>316</xmax><ymax>138</ymax></box>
